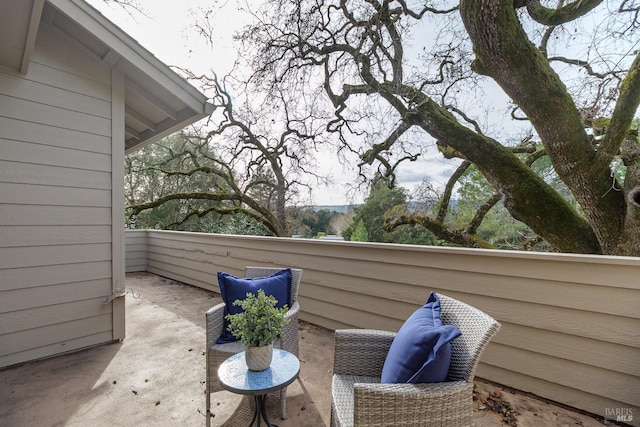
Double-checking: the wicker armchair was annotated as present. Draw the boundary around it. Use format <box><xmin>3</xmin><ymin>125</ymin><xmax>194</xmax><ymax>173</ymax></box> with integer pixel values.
<box><xmin>330</xmin><ymin>294</ymin><xmax>501</xmax><ymax>427</ymax></box>
<box><xmin>205</xmin><ymin>266</ymin><xmax>302</xmax><ymax>425</ymax></box>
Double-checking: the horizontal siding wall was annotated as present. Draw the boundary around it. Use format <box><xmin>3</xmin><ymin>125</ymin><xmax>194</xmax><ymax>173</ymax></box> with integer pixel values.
<box><xmin>125</xmin><ymin>230</ymin><xmax>147</xmax><ymax>272</ymax></box>
<box><xmin>0</xmin><ymin>22</ymin><xmax>114</xmax><ymax>368</ymax></box>
<box><xmin>127</xmin><ymin>229</ymin><xmax>640</xmax><ymax>423</ymax></box>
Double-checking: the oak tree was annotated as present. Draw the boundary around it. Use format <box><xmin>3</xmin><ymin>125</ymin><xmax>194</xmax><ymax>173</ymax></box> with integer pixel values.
<box><xmin>235</xmin><ymin>0</ymin><xmax>640</xmax><ymax>255</ymax></box>
<box><xmin>126</xmin><ymin>74</ymin><xmax>327</xmax><ymax>236</ymax></box>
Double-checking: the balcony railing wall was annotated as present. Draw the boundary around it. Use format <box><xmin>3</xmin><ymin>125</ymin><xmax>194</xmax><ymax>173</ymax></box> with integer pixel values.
<box><xmin>125</xmin><ymin>229</ymin><xmax>640</xmax><ymax>423</ymax></box>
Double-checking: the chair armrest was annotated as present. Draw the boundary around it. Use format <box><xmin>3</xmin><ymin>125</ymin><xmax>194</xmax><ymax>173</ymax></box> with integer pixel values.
<box><xmin>333</xmin><ymin>329</ymin><xmax>396</xmax><ymax>377</ymax></box>
<box><xmin>284</xmin><ymin>300</ymin><xmax>300</xmax><ymax>322</ymax></box>
<box><xmin>353</xmin><ymin>381</ymin><xmax>474</xmax><ymax>426</ymax></box>
<box><xmin>205</xmin><ymin>303</ymin><xmax>226</xmax><ymax>349</ymax></box>
<box><xmin>281</xmin><ymin>301</ymin><xmax>300</xmax><ymax>356</ymax></box>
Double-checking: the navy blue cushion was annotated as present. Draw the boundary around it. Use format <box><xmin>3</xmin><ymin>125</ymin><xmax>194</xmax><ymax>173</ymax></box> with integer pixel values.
<box><xmin>216</xmin><ymin>269</ymin><xmax>292</xmax><ymax>344</ymax></box>
<box><xmin>381</xmin><ymin>292</ymin><xmax>461</xmax><ymax>383</ymax></box>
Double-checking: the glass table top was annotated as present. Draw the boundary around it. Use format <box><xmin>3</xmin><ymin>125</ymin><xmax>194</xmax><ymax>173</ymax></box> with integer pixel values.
<box><xmin>218</xmin><ymin>349</ymin><xmax>300</xmax><ymax>396</ymax></box>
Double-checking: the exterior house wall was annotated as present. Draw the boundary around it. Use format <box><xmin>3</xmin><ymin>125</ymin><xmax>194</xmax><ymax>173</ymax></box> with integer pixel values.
<box><xmin>125</xmin><ymin>229</ymin><xmax>640</xmax><ymax>423</ymax></box>
<box><xmin>0</xmin><ymin>22</ymin><xmax>118</xmax><ymax>368</ymax></box>
<box><xmin>125</xmin><ymin>229</ymin><xmax>147</xmax><ymax>273</ymax></box>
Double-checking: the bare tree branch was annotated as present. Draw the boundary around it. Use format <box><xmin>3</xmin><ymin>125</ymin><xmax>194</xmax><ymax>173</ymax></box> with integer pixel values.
<box><xmin>525</xmin><ymin>0</ymin><xmax>603</xmax><ymax>26</ymax></box>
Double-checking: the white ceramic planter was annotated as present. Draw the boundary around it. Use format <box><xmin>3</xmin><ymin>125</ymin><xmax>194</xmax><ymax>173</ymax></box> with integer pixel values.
<box><xmin>245</xmin><ymin>343</ymin><xmax>273</xmax><ymax>371</ymax></box>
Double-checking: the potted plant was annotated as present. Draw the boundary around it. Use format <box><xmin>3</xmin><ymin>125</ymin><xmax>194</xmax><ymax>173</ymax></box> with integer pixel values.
<box><xmin>225</xmin><ymin>289</ymin><xmax>290</xmax><ymax>371</ymax></box>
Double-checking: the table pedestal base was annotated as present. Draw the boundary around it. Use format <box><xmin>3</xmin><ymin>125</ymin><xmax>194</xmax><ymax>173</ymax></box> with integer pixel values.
<box><xmin>218</xmin><ymin>350</ymin><xmax>298</xmax><ymax>427</ymax></box>
<box><xmin>250</xmin><ymin>395</ymin><xmax>277</xmax><ymax>427</ymax></box>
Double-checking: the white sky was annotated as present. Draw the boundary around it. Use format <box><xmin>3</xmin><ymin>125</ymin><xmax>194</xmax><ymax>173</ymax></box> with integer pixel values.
<box><xmin>90</xmin><ymin>1</ymin><xmax>237</xmax><ymax>75</ymax></box>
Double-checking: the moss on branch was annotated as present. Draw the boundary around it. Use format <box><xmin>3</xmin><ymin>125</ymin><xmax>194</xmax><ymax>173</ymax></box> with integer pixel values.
<box><xmin>525</xmin><ymin>0</ymin><xmax>603</xmax><ymax>26</ymax></box>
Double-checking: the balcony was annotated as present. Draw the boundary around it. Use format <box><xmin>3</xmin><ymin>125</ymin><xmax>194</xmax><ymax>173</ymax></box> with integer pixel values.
<box><xmin>1</xmin><ymin>229</ymin><xmax>638</xmax><ymax>426</ymax></box>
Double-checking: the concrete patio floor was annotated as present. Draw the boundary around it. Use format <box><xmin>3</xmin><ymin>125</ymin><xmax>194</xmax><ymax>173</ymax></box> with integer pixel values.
<box><xmin>1</xmin><ymin>273</ymin><xmax>612</xmax><ymax>426</ymax></box>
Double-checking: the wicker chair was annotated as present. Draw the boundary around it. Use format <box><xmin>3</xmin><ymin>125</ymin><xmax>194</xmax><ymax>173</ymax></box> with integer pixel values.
<box><xmin>205</xmin><ymin>266</ymin><xmax>302</xmax><ymax>425</ymax></box>
<box><xmin>330</xmin><ymin>294</ymin><xmax>501</xmax><ymax>427</ymax></box>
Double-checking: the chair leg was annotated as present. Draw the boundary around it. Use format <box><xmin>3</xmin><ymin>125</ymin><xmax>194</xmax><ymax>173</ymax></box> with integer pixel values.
<box><xmin>206</xmin><ymin>391</ymin><xmax>211</xmax><ymax>427</ymax></box>
<box><xmin>205</xmin><ymin>352</ymin><xmax>211</xmax><ymax>427</ymax></box>
<box><xmin>280</xmin><ymin>388</ymin><xmax>286</xmax><ymax>419</ymax></box>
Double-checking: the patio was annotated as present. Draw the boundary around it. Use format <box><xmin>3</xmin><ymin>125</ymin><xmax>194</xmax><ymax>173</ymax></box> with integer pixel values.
<box><xmin>0</xmin><ymin>272</ymin><xmax>613</xmax><ymax>426</ymax></box>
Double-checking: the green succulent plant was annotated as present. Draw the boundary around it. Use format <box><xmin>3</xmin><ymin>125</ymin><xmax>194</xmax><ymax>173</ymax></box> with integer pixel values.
<box><xmin>225</xmin><ymin>289</ymin><xmax>290</xmax><ymax>347</ymax></box>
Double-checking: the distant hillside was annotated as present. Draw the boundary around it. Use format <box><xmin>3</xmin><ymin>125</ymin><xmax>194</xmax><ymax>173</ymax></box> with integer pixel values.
<box><xmin>304</xmin><ymin>205</ymin><xmax>360</xmax><ymax>213</ymax></box>
<box><xmin>300</xmin><ymin>200</ymin><xmax>453</xmax><ymax>213</ymax></box>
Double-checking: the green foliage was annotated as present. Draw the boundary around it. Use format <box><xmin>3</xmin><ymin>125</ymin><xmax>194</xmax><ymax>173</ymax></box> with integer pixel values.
<box><xmin>350</xmin><ymin>220</ymin><xmax>369</xmax><ymax>242</ymax></box>
<box><xmin>198</xmin><ymin>212</ymin><xmax>271</xmax><ymax>236</ymax></box>
<box><xmin>452</xmin><ymin>165</ymin><xmax>551</xmax><ymax>251</ymax></box>
<box><xmin>343</xmin><ymin>177</ymin><xmax>439</xmax><ymax>245</ymax></box>
<box><xmin>344</xmin><ymin>178</ymin><xmax>406</xmax><ymax>242</ymax></box>
<box><xmin>388</xmin><ymin>221</ymin><xmax>442</xmax><ymax>246</ymax></box>
<box><xmin>286</xmin><ymin>207</ymin><xmax>344</xmax><ymax>237</ymax></box>
<box><xmin>125</xmin><ymin>132</ymin><xmax>278</xmax><ymax>235</ymax></box>
<box><xmin>311</xmin><ymin>209</ymin><xmax>335</xmax><ymax>235</ymax></box>
<box><xmin>225</xmin><ymin>290</ymin><xmax>290</xmax><ymax>347</ymax></box>
<box><xmin>125</xmin><ymin>133</ymin><xmax>221</xmax><ymax>229</ymax></box>
<box><xmin>126</xmin><ymin>134</ymin><xmax>345</xmax><ymax>236</ymax></box>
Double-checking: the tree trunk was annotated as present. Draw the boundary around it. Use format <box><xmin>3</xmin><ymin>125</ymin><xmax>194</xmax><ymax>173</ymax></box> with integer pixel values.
<box><xmin>459</xmin><ymin>0</ymin><xmax>632</xmax><ymax>254</ymax></box>
<box><xmin>616</xmin><ymin>135</ymin><xmax>640</xmax><ymax>255</ymax></box>
<box><xmin>395</xmin><ymin>84</ymin><xmax>601</xmax><ymax>253</ymax></box>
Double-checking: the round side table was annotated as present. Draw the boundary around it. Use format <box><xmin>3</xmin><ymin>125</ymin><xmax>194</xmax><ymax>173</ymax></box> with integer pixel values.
<box><xmin>217</xmin><ymin>349</ymin><xmax>300</xmax><ymax>427</ymax></box>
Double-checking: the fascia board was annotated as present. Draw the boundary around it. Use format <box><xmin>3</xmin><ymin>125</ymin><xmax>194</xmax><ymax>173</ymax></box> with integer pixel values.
<box><xmin>47</xmin><ymin>0</ymin><xmax>211</xmax><ymax>115</ymax></box>
<box><xmin>124</xmin><ymin>109</ymin><xmax>210</xmax><ymax>155</ymax></box>
<box><xmin>21</xmin><ymin>0</ymin><xmax>46</xmax><ymax>73</ymax></box>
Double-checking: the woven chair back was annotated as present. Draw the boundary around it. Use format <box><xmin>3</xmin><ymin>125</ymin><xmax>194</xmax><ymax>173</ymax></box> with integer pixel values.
<box><xmin>439</xmin><ymin>294</ymin><xmax>501</xmax><ymax>383</ymax></box>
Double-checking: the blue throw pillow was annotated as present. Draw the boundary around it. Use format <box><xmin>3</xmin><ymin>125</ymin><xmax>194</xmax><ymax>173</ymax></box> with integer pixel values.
<box><xmin>216</xmin><ymin>268</ymin><xmax>292</xmax><ymax>344</ymax></box>
<box><xmin>381</xmin><ymin>292</ymin><xmax>461</xmax><ymax>383</ymax></box>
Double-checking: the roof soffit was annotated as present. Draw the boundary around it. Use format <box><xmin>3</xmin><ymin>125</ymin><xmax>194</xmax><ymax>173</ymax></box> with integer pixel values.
<box><xmin>0</xmin><ymin>0</ymin><xmax>45</xmax><ymax>73</ymax></box>
<box><xmin>2</xmin><ymin>0</ymin><xmax>213</xmax><ymax>151</ymax></box>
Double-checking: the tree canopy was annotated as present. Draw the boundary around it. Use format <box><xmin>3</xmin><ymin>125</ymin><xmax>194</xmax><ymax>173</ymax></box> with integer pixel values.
<box><xmin>342</xmin><ymin>176</ymin><xmax>439</xmax><ymax>245</ymax></box>
<box><xmin>126</xmin><ymin>132</ymin><xmax>271</xmax><ymax>234</ymax></box>
<box><xmin>227</xmin><ymin>0</ymin><xmax>640</xmax><ymax>255</ymax></box>
<box><xmin>125</xmin><ymin>71</ymin><xmax>330</xmax><ymax>236</ymax></box>
<box><xmin>125</xmin><ymin>129</ymin><xmax>344</xmax><ymax>237</ymax></box>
